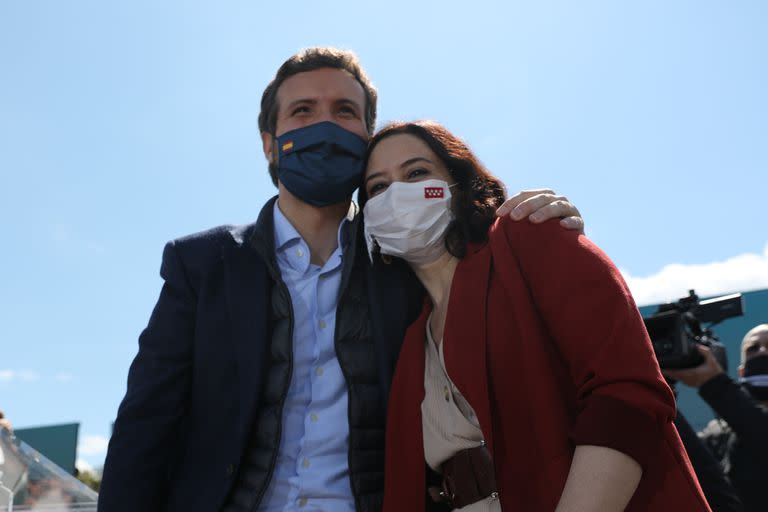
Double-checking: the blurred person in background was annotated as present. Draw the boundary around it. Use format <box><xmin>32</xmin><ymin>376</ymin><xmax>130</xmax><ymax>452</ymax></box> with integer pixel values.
<box><xmin>673</xmin><ymin>412</ymin><xmax>743</xmax><ymax>512</ymax></box>
<box><xmin>666</xmin><ymin>323</ymin><xmax>768</xmax><ymax>512</ymax></box>
<box><xmin>0</xmin><ymin>410</ymin><xmax>11</xmax><ymax>433</ymax></box>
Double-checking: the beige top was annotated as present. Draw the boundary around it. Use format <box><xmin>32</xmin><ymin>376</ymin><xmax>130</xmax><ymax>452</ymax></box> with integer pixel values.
<box><xmin>422</xmin><ymin>314</ymin><xmax>502</xmax><ymax>512</ymax></box>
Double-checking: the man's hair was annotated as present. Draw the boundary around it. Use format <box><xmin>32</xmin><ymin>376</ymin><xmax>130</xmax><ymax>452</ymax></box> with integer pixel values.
<box><xmin>359</xmin><ymin>120</ymin><xmax>507</xmax><ymax>260</ymax></box>
<box><xmin>259</xmin><ymin>47</ymin><xmax>378</xmax><ymax>185</ymax></box>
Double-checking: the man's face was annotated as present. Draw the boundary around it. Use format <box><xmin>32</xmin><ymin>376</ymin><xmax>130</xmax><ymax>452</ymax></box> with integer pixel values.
<box><xmin>739</xmin><ymin>324</ymin><xmax>768</xmax><ymax>375</ymax></box>
<box><xmin>261</xmin><ymin>67</ymin><xmax>368</xmax><ymax>162</ymax></box>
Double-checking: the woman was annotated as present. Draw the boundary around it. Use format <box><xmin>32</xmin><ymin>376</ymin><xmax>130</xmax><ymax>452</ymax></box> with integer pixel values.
<box><xmin>359</xmin><ymin>121</ymin><xmax>710</xmax><ymax>511</ymax></box>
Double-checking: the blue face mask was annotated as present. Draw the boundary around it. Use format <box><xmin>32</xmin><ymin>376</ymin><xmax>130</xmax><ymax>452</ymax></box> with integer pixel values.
<box><xmin>275</xmin><ymin>121</ymin><xmax>368</xmax><ymax>207</ymax></box>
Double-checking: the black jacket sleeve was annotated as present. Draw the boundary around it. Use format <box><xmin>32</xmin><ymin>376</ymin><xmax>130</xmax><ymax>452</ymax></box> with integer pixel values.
<box><xmin>699</xmin><ymin>373</ymin><xmax>768</xmax><ymax>458</ymax></box>
<box><xmin>98</xmin><ymin>241</ymin><xmax>195</xmax><ymax>511</ymax></box>
<box><xmin>675</xmin><ymin>412</ymin><xmax>744</xmax><ymax>512</ymax></box>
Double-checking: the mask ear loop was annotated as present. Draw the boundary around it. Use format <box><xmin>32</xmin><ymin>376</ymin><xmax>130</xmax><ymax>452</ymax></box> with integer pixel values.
<box><xmin>374</xmin><ymin>238</ymin><xmax>392</xmax><ymax>265</ymax></box>
<box><xmin>271</xmin><ymin>133</ymin><xmax>280</xmax><ymax>166</ymax></box>
<box><xmin>446</xmin><ymin>170</ymin><xmax>461</xmax><ymax>191</ymax></box>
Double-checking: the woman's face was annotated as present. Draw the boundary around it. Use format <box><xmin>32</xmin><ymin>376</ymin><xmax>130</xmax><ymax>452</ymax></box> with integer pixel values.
<box><xmin>363</xmin><ymin>134</ymin><xmax>454</xmax><ymax>199</ymax></box>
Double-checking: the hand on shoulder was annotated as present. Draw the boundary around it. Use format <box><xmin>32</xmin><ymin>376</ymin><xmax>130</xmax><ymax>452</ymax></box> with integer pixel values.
<box><xmin>496</xmin><ymin>189</ymin><xmax>584</xmax><ymax>233</ymax></box>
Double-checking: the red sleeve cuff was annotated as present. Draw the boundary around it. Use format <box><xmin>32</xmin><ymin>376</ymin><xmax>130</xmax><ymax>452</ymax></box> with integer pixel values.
<box><xmin>571</xmin><ymin>395</ymin><xmax>666</xmax><ymax>469</ymax></box>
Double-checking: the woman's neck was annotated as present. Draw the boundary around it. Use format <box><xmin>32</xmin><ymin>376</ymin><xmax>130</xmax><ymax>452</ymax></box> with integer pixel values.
<box><xmin>411</xmin><ymin>250</ymin><xmax>459</xmax><ymax>344</ymax></box>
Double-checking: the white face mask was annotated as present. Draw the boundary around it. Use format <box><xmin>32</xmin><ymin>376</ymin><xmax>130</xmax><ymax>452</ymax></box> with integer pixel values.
<box><xmin>363</xmin><ymin>179</ymin><xmax>455</xmax><ymax>265</ymax></box>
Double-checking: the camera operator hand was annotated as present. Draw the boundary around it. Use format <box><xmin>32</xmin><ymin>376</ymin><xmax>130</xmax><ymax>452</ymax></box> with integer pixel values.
<box><xmin>664</xmin><ymin>345</ymin><xmax>724</xmax><ymax>388</ymax></box>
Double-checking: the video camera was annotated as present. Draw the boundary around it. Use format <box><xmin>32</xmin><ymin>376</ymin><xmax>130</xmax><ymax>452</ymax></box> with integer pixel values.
<box><xmin>643</xmin><ymin>290</ymin><xmax>744</xmax><ymax>370</ymax></box>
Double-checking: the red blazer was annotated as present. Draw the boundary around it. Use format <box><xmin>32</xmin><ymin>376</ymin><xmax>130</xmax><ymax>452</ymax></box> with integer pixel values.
<box><xmin>383</xmin><ymin>217</ymin><xmax>710</xmax><ymax>511</ymax></box>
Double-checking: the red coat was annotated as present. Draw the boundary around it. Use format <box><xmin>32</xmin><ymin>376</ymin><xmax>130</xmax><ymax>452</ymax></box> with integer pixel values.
<box><xmin>383</xmin><ymin>217</ymin><xmax>710</xmax><ymax>511</ymax></box>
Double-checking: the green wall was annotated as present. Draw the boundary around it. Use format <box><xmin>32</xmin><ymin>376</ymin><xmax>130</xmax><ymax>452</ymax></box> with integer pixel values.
<box><xmin>14</xmin><ymin>422</ymin><xmax>79</xmax><ymax>474</ymax></box>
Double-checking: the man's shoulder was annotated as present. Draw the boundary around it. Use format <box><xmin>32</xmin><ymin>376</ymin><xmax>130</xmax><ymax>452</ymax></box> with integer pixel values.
<box><xmin>172</xmin><ymin>224</ymin><xmax>241</xmax><ymax>247</ymax></box>
<box><xmin>164</xmin><ymin>222</ymin><xmax>258</xmax><ymax>267</ymax></box>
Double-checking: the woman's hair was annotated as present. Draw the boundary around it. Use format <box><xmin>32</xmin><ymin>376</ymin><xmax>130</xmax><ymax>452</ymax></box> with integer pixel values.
<box><xmin>359</xmin><ymin>120</ymin><xmax>507</xmax><ymax>259</ymax></box>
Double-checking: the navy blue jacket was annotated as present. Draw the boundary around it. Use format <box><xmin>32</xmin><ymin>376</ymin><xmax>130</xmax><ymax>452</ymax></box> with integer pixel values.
<box><xmin>98</xmin><ymin>198</ymin><xmax>421</xmax><ymax>511</ymax></box>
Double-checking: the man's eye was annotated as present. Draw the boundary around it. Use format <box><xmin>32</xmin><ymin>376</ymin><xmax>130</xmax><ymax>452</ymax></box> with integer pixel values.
<box><xmin>339</xmin><ymin>106</ymin><xmax>358</xmax><ymax>117</ymax></box>
<box><xmin>746</xmin><ymin>345</ymin><xmax>759</xmax><ymax>353</ymax></box>
<box><xmin>291</xmin><ymin>106</ymin><xmax>310</xmax><ymax>115</ymax></box>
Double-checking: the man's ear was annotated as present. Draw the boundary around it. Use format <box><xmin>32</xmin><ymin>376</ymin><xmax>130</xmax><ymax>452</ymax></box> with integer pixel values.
<box><xmin>738</xmin><ymin>364</ymin><xmax>745</xmax><ymax>378</ymax></box>
<box><xmin>261</xmin><ymin>131</ymin><xmax>275</xmax><ymax>164</ymax></box>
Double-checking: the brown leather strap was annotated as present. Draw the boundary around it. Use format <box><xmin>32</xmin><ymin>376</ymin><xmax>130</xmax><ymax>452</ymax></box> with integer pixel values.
<box><xmin>439</xmin><ymin>444</ymin><xmax>498</xmax><ymax>509</ymax></box>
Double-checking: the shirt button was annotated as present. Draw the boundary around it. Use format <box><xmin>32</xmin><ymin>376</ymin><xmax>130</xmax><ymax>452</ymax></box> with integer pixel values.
<box><xmin>302</xmin><ymin>458</ymin><xmax>311</xmax><ymax>469</ymax></box>
<box><xmin>310</xmin><ymin>413</ymin><xmax>319</xmax><ymax>423</ymax></box>
<box><xmin>298</xmin><ymin>497</ymin><xmax>308</xmax><ymax>507</ymax></box>
<box><xmin>296</xmin><ymin>248</ymin><xmax>304</xmax><ymax>258</ymax></box>
<box><xmin>315</xmin><ymin>367</ymin><xmax>324</xmax><ymax>377</ymax></box>
<box><xmin>319</xmin><ymin>319</ymin><xmax>327</xmax><ymax>329</ymax></box>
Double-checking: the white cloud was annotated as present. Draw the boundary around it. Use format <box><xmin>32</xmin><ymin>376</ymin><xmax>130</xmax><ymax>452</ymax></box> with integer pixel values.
<box><xmin>75</xmin><ymin>458</ymin><xmax>94</xmax><ymax>473</ymax></box>
<box><xmin>622</xmin><ymin>243</ymin><xmax>768</xmax><ymax>306</ymax></box>
<box><xmin>0</xmin><ymin>369</ymin><xmax>40</xmax><ymax>383</ymax></box>
<box><xmin>18</xmin><ymin>370</ymin><xmax>40</xmax><ymax>382</ymax></box>
<box><xmin>78</xmin><ymin>435</ymin><xmax>110</xmax><ymax>457</ymax></box>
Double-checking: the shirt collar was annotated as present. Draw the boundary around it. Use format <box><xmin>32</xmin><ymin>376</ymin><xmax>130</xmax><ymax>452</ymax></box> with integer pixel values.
<box><xmin>273</xmin><ymin>200</ymin><xmax>357</xmax><ymax>256</ymax></box>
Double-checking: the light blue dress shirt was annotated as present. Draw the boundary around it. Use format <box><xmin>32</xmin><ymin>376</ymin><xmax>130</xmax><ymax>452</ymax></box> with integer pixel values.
<box><xmin>258</xmin><ymin>201</ymin><xmax>355</xmax><ymax>512</ymax></box>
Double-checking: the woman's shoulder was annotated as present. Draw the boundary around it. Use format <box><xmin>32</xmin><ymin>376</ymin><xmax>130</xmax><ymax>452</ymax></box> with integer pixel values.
<box><xmin>487</xmin><ymin>215</ymin><xmax>580</xmax><ymax>253</ymax></box>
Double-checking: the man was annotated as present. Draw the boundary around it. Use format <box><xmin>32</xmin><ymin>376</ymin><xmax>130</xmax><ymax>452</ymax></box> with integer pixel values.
<box><xmin>666</xmin><ymin>324</ymin><xmax>768</xmax><ymax>512</ymax></box>
<box><xmin>98</xmin><ymin>47</ymin><xmax>583</xmax><ymax>512</ymax></box>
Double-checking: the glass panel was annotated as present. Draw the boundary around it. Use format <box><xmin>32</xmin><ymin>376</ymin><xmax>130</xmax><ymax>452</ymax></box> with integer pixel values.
<box><xmin>0</xmin><ymin>428</ymin><xmax>98</xmax><ymax>511</ymax></box>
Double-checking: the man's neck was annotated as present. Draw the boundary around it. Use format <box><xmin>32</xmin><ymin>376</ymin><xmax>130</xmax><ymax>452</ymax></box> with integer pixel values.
<box><xmin>277</xmin><ymin>185</ymin><xmax>351</xmax><ymax>266</ymax></box>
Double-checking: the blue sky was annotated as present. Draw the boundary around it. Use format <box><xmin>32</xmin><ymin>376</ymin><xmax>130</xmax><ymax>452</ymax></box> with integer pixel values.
<box><xmin>1</xmin><ymin>1</ymin><xmax>766</xmax><ymax>468</ymax></box>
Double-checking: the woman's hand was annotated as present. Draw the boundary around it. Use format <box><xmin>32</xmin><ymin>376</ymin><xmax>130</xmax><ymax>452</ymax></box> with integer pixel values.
<box><xmin>496</xmin><ymin>189</ymin><xmax>584</xmax><ymax>232</ymax></box>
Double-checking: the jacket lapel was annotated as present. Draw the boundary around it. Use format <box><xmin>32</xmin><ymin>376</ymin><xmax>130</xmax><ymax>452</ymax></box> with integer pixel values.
<box><xmin>443</xmin><ymin>243</ymin><xmax>495</xmax><ymax>452</ymax></box>
<box><xmin>222</xmin><ymin>198</ymin><xmax>278</xmax><ymax>443</ymax></box>
<box><xmin>383</xmin><ymin>303</ymin><xmax>430</xmax><ymax>510</ymax></box>
<box><xmin>222</xmin><ymin>239</ymin><xmax>270</xmax><ymax>443</ymax></box>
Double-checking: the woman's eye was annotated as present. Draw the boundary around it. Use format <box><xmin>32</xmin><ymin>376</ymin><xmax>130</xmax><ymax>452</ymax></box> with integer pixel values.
<box><xmin>291</xmin><ymin>106</ymin><xmax>310</xmax><ymax>115</ymax></box>
<box><xmin>338</xmin><ymin>106</ymin><xmax>357</xmax><ymax>117</ymax></box>
<box><xmin>368</xmin><ymin>183</ymin><xmax>387</xmax><ymax>197</ymax></box>
<box><xmin>407</xmin><ymin>168</ymin><xmax>429</xmax><ymax>180</ymax></box>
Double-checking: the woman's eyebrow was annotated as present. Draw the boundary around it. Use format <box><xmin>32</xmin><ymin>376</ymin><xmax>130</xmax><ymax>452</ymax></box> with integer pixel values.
<box><xmin>399</xmin><ymin>157</ymin><xmax>432</xmax><ymax>169</ymax></box>
<box><xmin>364</xmin><ymin>171</ymin><xmax>384</xmax><ymax>185</ymax></box>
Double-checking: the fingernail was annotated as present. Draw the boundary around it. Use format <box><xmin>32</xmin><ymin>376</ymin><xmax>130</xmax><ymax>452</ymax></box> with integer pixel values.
<box><xmin>530</xmin><ymin>213</ymin><xmax>542</xmax><ymax>222</ymax></box>
<box><xmin>511</xmin><ymin>208</ymin><xmax>524</xmax><ymax>220</ymax></box>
